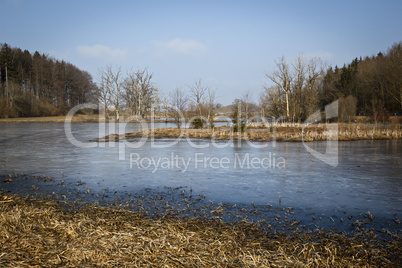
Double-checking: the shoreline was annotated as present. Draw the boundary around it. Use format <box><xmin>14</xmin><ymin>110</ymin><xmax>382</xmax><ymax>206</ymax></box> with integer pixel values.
<box><xmin>1</xmin><ymin>188</ymin><xmax>400</xmax><ymax>267</ymax></box>
<box><xmin>0</xmin><ymin>115</ymin><xmax>233</xmax><ymax>124</ymax></box>
<box><xmin>0</xmin><ymin>115</ymin><xmax>169</xmax><ymax>123</ymax></box>
<box><xmin>1</xmin><ymin>172</ymin><xmax>401</xmax><ymax>266</ymax></box>
<box><xmin>1</xmin><ymin>116</ymin><xmax>401</xmax><ymax>142</ymax></box>
<box><xmin>3</xmin><ymin>172</ymin><xmax>400</xmax><ymax>234</ymax></box>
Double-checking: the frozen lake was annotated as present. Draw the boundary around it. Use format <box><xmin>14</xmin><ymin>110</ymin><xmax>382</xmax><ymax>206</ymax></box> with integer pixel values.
<box><xmin>1</xmin><ymin>122</ymin><xmax>401</xmax><ymax>230</ymax></box>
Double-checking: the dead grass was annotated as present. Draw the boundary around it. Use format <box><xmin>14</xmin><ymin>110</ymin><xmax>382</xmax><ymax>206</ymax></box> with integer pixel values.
<box><xmin>0</xmin><ymin>115</ymin><xmax>101</xmax><ymax>123</ymax></box>
<box><xmin>0</xmin><ymin>192</ymin><xmax>400</xmax><ymax>267</ymax></box>
<box><xmin>94</xmin><ymin>123</ymin><xmax>402</xmax><ymax>143</ymax></box>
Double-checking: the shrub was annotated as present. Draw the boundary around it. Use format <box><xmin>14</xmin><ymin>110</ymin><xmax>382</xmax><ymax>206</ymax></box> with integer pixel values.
<box><xmin>191</xmin><ymin>118</ymin><xmax>204</xmax><ymax>129</ymax></box>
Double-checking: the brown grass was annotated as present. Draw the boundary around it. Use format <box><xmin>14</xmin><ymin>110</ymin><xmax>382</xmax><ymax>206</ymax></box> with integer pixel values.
<box><xmin>95</xmin><ymin>123</ymin><xmax>402</xmax><ymax>143</ymax></box>
<box><xmin>0</xmin><ymin>192</ymin><xmax>400</xmax><ymax>267</ymax></box>
<box><xmin>0</xmin><ymin>115</ymin><xmax>101</xmax><ymax>123</ymax></box>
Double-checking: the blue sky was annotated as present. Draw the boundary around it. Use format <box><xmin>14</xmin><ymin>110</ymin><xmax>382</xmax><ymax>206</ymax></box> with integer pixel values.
<box><xmin>1</xmin><ymin>0</ymin><xmax>401</xmax><ymax>105</ymax></box>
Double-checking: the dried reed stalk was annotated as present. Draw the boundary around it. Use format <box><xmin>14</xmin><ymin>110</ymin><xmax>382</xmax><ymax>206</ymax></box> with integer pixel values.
<box><xmin>93</xmin><ymin>124</ymin><xmax>402</xmax><ymax>143</ymax></box>
<box><xmin>0</xmin><ymin>193</ymin><xmax>400</xmax><ymax>267</ymax></box>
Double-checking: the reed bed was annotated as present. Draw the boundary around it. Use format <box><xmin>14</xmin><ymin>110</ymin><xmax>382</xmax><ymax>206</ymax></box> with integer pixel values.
<box><xmin>0</xmin><ymin>115</ymin><xmax>103</xmax><ymax>123</ymax></box>
<box><xmin>0</xmin><ymin>192</ymin><xmax>400</xmax><ymax>267</ymax></box>
<box><xmin>94</xmin><ymin>123</ymin><xmax>402</xmax><ymax>143</ymax></box>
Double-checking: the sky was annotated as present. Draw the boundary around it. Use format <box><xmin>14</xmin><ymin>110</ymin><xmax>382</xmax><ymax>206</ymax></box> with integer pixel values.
<box><xmin>1</xmin><ymin>0</ymin><xmax>401</xmax><ymax>105</ymax></box>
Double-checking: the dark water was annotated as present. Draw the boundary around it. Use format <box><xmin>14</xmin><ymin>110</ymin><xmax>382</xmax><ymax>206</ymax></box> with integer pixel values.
<box><xmin>0</xmin><ymin>123</ymin><xmax>401</xmax><ymax>231</ymax></box>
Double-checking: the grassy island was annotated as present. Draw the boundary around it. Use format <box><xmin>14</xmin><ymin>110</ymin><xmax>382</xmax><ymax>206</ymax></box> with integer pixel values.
<box><xmin>94</xmin><ymin>123</ymin><xmax>402</xmax><ymax>143</ymax></box>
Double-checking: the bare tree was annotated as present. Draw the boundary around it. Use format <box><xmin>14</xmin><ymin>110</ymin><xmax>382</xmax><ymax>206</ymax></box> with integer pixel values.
<box><xmin>206</xmin><ymin>87</ymin><xmax>217</xmax><ymax>127</ymax></box>
<box><xmin>242</xmin><ymin>90</ymin><xmax>253</xmax><ymax>122</ymax></box>
<box><xmin>137</xmin><ymin>69</ymin><xmax>157</xmax><ymax>118</ymax></box>
<box><xmin>339</xmin><ymin>95</ymin><xmax>357</xmax><ymax>122</ymax></box>
<box><xmin>303</xmin><ymin>57</ymin><xmax>324</xmax><ymax>120</ymax></box>
<box><xmin>98</xmin><ymin>65</ymin><xmax>123</xmax><ymax>121</ymax></box>
<box><xmin>124</xmin><ymin>68</ymin><xmax>157</xmax><ymax>119</ymax></box>
<box><xmin>170</xmin><ymin>87</ymin><xmax>188</xmax><ymax>129</ymax></box>
<box><xmin>259</xmin><ymin>91</ymin><xmax>266</xmax><ymax>118</ymax></box>
<box><xmin>266</xmin><ymin>57</ymin><xmax>291</xmax><ymax>118</ymax></box>
<box><xmin>384</xmin><ymin>43</ymin><xmax>402</xmax><ymax>110</ymax></box>
<box><xmin>188</xmin><ymin>79</ymin><xmax>207</xmax><ymax>117</ymax></box>
<box><xmin>231</xmin><ymin>98</ymin><xmax>246</xmax><ymax>133</ymax></box>
<box><xmin>123</xmin><ymin>70</ymin><xmax>139</xmax><ymax>117</ymax></box>
<box><xmin>161</xmin><ymin>93</ymin><xmax>170</xmax><ymax>122</ymax></box>
<box><xmin>260</xmin><ymin>86</ymin><xmax>284</xmax><ymax>118</ymax></box>
<box><xmin>264</xmin><ymin>56</ymin><xmax>325</xmax><ymax>122</ymax></box>
<box><xmin>291</xmin><ymin>55</ymin><xmax>306</xmax><ymax>122</ymax></box>
<box><xmin>96</xmin><ymin>74</ymin><xmax>110</xmax><ymax>119</ymax></box>
<box><xmin>151</xmin><ymin>89</ymin><xmax>160</xmax><ymax>120</ymax></box>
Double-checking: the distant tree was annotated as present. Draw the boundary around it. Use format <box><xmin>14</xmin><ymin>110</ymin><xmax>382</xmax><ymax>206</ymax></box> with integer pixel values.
<box><xmin>339</xmin><ymin>95</ymin><xmax>357</xmax><ymax>123</ymax></box>
<box><xmin>231</xmin><ymin>99</ymin><xmax>246</xmax><ymax>133</ymax></box>
<box><xmin>0</xmin><ymin>43</ymin><xmax>95</xmax><ymax>118</ymax></box>
<box><xmin>95</xmin><ymin>72</ymin><xmax>110</xmax><ymax>119</ymax></box>
<box><xmin>188</xmin><ymin>79</ymin><xmax>208</xmax><ymax>128</ymax></box>
<box><xmin>303</xmin><ymin>57</ymin><xmax>324</xmax><ymax>120</ymax></box>
<box><xmin>384</xmin><ymin>43</ymin><xmax>402</xmax><ymax>111</ymax></box>
<box><xmin>264</xmin><ymin>56</ymin><xmax>325</xmax><ymax>122</ymax></box>
<box><xmin>188</xmin><ymin>79</ymin><xmax>207</xmax><ymax>113</ymax></box>
<box><xmin>232</xmin><ymin>98</ymin><xmax>240</xmax><ymax>105</ymax></box>
<box><xmin>290</xmin><ymin>55</ymin><xmax>306</xmax><ymax>122</ymax></box>
<box><xmin>170</xmin><ymin>87</ymin><xmax>188</xmax><ymax>129</ymax></box>
<box><xmin>322</xmin><ymin>42</ymin><xmax>402</xmax><ymax>116</ymax></box>
<box><xmin>161</xmin><ymin>93</ymin><xmax>170</xmax><ymax>122</ymax></box>
<box><xmin>260</xmin><ymin>86</ymin><xmax>284</xmax><ymax>118</ymax></box>
<box><xmin>266</xmin><ymin>56</ymin><xmax>291</xmax><ymax>119</ymax></box>
<box><xmin>98</xmin><ymin>65</ymin><xmax>123</xmax><ymax>121</ymax></box>
<box><xmin>123</xmin><ymin>68</ymin><xmax>157</xmax><ymax>118</ymax></box>
<box><xmin>206</xmin><ymin>87</ymin><xmax>217</xmax><ymax>128</ymax></box>
<box><xmin>241</xmin><ymin>90</ymin><xmax>253</xmax><ymax>122</ymax></box>
<box><xmin>372</xmin><ymin>100</ymin><xmax>390</xmax><ymax>125</ymax></box>
<box><xmin>321</xmin><ymin>67</ymin><xmax>340</xmax><ymax>108</ymax></box>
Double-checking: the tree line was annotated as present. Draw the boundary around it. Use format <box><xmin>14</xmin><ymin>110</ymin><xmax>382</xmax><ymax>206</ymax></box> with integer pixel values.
<box><xmin>0</xmin><ymin>43</ymin><xmax>96</xmax><ymax>118</ymax></box>
<box><xmin>96</xmin><ymin>65</ymin><xmax>159</xmax><ymax>121</ymax></box>
<box><xmin>1</xmin><ymin>42</ymin><xmax>400</xmax><ymax>123</ymax></box>
<box><xmin>260</xmin><ymin>42</ymin><xmax>401</xmax><ymax>123</ymax></box>
<box><xmin>321</xmin><ymin>42</ymin><xmax>401</xmax><ymax>120</ymax></box>
<box><xmin>97</xmin><ymin>64</ymin><xmax>217</xmax><ymax>129</ymax></box>
<box><xmin>166</xmin><ymin>79</ymin><xmax>217</xmax><ymax>129</ymax></box>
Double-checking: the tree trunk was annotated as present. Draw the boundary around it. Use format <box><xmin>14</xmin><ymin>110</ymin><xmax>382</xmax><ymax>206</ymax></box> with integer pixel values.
<box><xmin>5</xmin><ymin>64</ymin><xmax>8</xmax><ymax>103</ymax></box>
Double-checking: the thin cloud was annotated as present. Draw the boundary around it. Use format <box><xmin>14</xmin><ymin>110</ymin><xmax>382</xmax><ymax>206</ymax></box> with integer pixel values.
<box><xmin>76</xmin><ymin>44</ymin><xmax>127</xmax><ymax>61</ymax></box>
<box><xmin>154</xmin><ymin>38</ymin><xmax>208</xmax><ymax>57</ymax></box>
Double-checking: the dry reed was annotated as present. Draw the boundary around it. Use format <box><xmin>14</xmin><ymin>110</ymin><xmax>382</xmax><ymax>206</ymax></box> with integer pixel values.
<box><xmin>94</xmin><ymin>123</ymin><xmax>402</xmax><ymax>143</ymax></box>
<box><xmin>0</xmin><ymin>192</ymin><xmax>400</xmax><ymax>267</ymax></box>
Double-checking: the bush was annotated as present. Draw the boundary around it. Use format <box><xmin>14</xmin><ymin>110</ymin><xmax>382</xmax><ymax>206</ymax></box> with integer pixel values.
<box><xmin>232</xmin><ymin>121</ymin><xmax>246</xmax><ymax>133</ymax></box>
<box><xmin>339</xmin><ymin>95</ymin><xmax>357</xmax><ymax>123</ymax></box>
<box><xmin>373</xmin><ymin>107</ymin><xmax>390</xmax><ymax>124</ymax></box>
<box><xmin>372</xmin><ymin>100</ymin><xmax>390</xmax><ymax>124</ymax></box>
<box><xmin>191</xmin><ymin>118</ymin><xmax>204</xmax><ymax>129</ymax></box>
<box><xmin>77</xmin><ymin>108</ymin><xmax>95</xmax><ymax>115</ymax></box>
